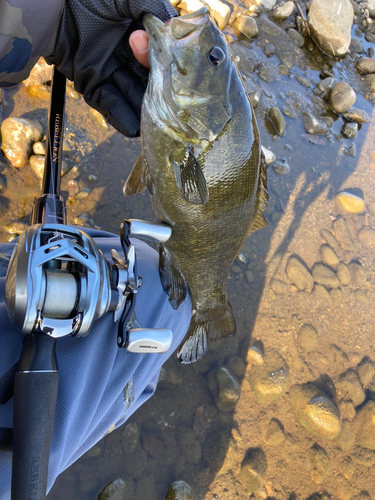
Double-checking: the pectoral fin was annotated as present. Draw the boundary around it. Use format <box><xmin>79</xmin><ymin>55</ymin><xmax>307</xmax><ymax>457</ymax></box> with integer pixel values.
<box><xmin>123</xmin><ymin>154</ymin><xmax>146</xmax><ymax>196</ymax></box>
<box><xmin>173</xmin><ymin>146</ymin><xmax>209</xmax><ymax>204</ymax></box>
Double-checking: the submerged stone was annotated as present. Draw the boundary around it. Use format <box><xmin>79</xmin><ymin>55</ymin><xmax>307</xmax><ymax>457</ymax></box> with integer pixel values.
<box><xmin>165</xmin><ymin>480</ymin><xmax>193</xmax><ymax>500</ymax></box>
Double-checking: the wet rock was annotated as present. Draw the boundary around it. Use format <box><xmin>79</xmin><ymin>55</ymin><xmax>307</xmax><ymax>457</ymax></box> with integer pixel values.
<box><xmin>310</xmin><ymin>443</ymin><xmax>330</xmax><ymax>484</ymax></box>
<box><xmin>333</xmin><ymin>216</ymin><xmax>354</xmax><ymax>251</ymax></box>
<box><xmin>355</xmin><ymin>401</ymin><xmax>375</xmax><ymax>449</ymax></box>
<box><xmin>335</xmin><ymin>369</ymin><xmax>366</xmax><ymax>407</ymax></box>
<box><xmin>179</xmin><ymin>0</ymin><xmax>230</xmax><ymax>29</ymax></box>
<box><xmin>246</xmin><ymin>345</ymin><xmax>265</xmax><ymax>366</ymax></box>
<box><xmin>97</xmin><ymin>479</ymin><xmax>125</xmax><ymax>500</ymax></box>
<box><xmin>247</xmin><ymin>0</ymin><xmax>276</xmax><ymax>11</ymax></box>
<box><xmin>240</xmin><ymin>448</ymin><xmax>267</xmax><ymax>493</ymax></box>
<box><xmin>314</xmin><ymin>284</ymin><xmax>333</xmax><ymax>305</ymax></box>
<box><xmin>349</xmin><ymin>262</ymin><xmax>366</xmax><ymax>287</ymax></box>
<box><xmin>296</xmin><ymin>324</ymin><xmax>318</xmax><ymax>354</ymax></box>
<box><xmin>366</xmin><ymin>73</ymin><xmax>375</xmax><ymax>92</ymax></box>
<box><xmin>330</xmin><ymin>288</ymin><xmax>343</xmax><ymax>303</ymax></box>
<box><xmin>264</xmin><ymin>418</ymin><xmax>285</xmax><ymax>445</ymax></box>
<box><xmin>23</xmin><ymin>58</ymin><xmax>53</xmax><ymax>86</ymax></box>
<box><xmin>317</xmin><ymin>77</ymin><xmax>336</xmax><ymax>96</ymax></box>
<box><xmin>303</xmin><ymin>111</ymin><xmax>329</xmax><ymax>135</ymax></box>
<box><xmin>226</xmin><ymin>356</ymin><xmax>246</xmax><ymax>378</ymax></box>
<box><xmin>245</xmin><ymin>270</ymin><xmax>255</xmax><ymax>283</ymax></box>
<box><xmin>249</xmin><ymin>90</ymin><xmax>261</xmax><ymax>108</ymax></box>
<box><xmin>29</xmin><ymin>155</ymin><xmax>45</xmax><ymax>179</ymax></box>
<box><xmin>342</xmin><ymin>107</ymin><xmax>371</xmax><ymax>123</ymax></box>
<box><xmin>320</xmin><ymin>244</ymin><xmax>339</xmax><ymax>269</ymax></box>
<box><xmin>272</xmin><ymin>1</ymin><xmax>295</xmax><ymax>20</ymax></box>
<box><xmin>350</xmin><ymin>38</ymin><xmax>364</xmax><ymax>54</ymax></box>
<box><xmin>165</xmin><ymin>481</ymin><xmax>193</xmax><ymax>500</ymax></box>
<box><xmin>290</xmin><ymin>383</ymin><xmax>341</xmax><ymax>439</ymax></box>
<box><xmin>286</xmin><ymin>256</ymin><xmax>314</xmax><ymax>292</ymax></box>
<box><xmin>89</xmin><ymin>108</ymin><xmax>109</xmax><ymax>131</ymax></box>
<box><xmin>345</xmin><ymin>144</ymin><xmax>356</xmax><ymax>156</ymax></box>
<box><xmin>296</xmin><ymin>75</ymin><xmax>311</xmax><ymax>88</ymax></box>
<box><xmin>66</xmin><ymin>85</ymin><xmax>80</xmax><ymax>100</ymax></box>
<box><xmin>178</xmin><ymin>427</ymin><xmax>201</xmax><ymax>464</ymax></box>
<box><xmin>258</xmin><ymin>60</ymin><xmax>279</xmax><ymax>82</ymax></box>
<box><xmin>342</xmin><ymin>122</ymin><xmax>358</xmax><ymax>138</ymax></box>
<box><xmin>29</xmin><ymin>85</ymin><xmax>51</xmax><ymax>100</ymax></box>
<box><xmin>358</xmin><ymin>227</ymin><xmax>375</xmax><ymax>248</ymax></box>
<box><xmin>312</xmin><ymin>263</ymin><xmax>340</xmax><ymax>288</ymax></box>
<box><xmin>357</xmin><ymin>57</ymin><xmax>375</xmax><ymax>74</ymax></box>
<box><xmin>336</xmin><ymin>192</ymin><xmax>364</xmax><ymax>214</ymax></box>
<box><xmin>263</xmin><ymin>43</ymin><xmax>275</xmax><ymax>56</ymax></box>
<box><xmin>330</xmin><ymin>82</ymin><xmax>356</xmax><ymax>114</ymax></box>
<box><xmin>273</xmin><ymin>158</ymin><xmax>290</xmax><ymax>175</ymax></box>
<box><xmin>208</xmin><ymin>366</ymin><xmax>241</xmax><ymax>412</ymax></box>
<box><xmin>287</xmin><ymin>28</ymin><xmax>305</xmax><ymax>48</ymax></box>
<box><xmin>261</xmin><ymin>146</ymin><xmax>276</xmax><ymax>164</ymax></box>
<box><xmin>357</xmin><ymin>360</ymin><xmax>375</xmax><ymax>388</ymax></box>
<box><xmin>251</xmin><ymin>362</ymin><xmax>289</xmax><ymax>402</ymax></box>
<box><xmin>33</xmin><ymin>141</ymin><xmax>46</xmax><ymax>155</ymax></box>
<box><xmin>76</xmin><ymin>188</ymin><xmax>91</xmax><ymax>199</ymax></box>
<box><xmin>122</xmin><ymin>422</ymin><xmax>139</xmax><ymax>453</ymax></box>
<box><xmin>307</xmin><ymin>0</ymin><xmax>353</xmax><ymax>57</ymax></box>
<box><xmin>1</xmin><ymin>117</ymin><xmax>44</xmax><ymax>167</ymax></box>
<box><xmin>354</xmin><ymin>289</ymin><xmax>370</xmax><ymax>305</ymax></box>
<box><xmin>338</xmin><ymin>401</ymin><xmax>356</xmax><ymax>421</ymax></box>
<box><xmin>320</xmin><ymin>228</ymin><xmax>339</xmax><ymax>250</ymax></box>
<box><xmin>234</xmin><ymin>15</ymin><xmax>259</xmax><ymax>38</ymax></box>
<box><xmin>271</xmin><ymin>279</ymin><xmax>288</xmax><ymax>295</ymax></box>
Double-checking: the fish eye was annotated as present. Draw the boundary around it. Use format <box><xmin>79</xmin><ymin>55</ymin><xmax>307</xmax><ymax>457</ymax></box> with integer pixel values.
<box><xmin>208</xmin><ymin>47</ymin><xmax>226</xmax><ymax>66</ymax></box>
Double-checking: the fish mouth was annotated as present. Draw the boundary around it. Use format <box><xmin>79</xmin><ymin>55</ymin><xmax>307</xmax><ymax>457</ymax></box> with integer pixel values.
<box><xmin>143</xmin><ymin>7</ymin><xmax>210</xmax><ymax>54</ymax></box>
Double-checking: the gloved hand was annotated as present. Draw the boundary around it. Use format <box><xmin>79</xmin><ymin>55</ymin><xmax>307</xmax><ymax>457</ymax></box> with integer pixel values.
<box><xmin>46</xmin><ymin>0</ymin><xmax>177</xmax><ymax>137</ymax></box>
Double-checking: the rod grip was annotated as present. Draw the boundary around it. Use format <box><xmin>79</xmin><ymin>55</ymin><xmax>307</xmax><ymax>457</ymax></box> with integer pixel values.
<box><xmin>11</xmin><ymin>369</ymin><xmax>58</xmax><ymax>500</ymax></box>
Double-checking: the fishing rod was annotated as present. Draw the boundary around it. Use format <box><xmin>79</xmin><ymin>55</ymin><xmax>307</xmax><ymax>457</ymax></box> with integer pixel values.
<box><xmin>4</xmin><ymin>67</ymin><xmax>173</xmax><ymax>500</ymax></box>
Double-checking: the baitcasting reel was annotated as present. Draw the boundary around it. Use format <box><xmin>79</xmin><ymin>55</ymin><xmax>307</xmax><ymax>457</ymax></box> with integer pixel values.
<box><xmin>5</xmin><ymin>218</ymin><xmax>173</xmax><ymax>352</ymax></box>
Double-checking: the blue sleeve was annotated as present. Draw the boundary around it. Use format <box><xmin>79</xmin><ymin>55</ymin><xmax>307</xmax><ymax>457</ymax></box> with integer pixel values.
<box><xmin>0</xmin><ymin>234</ymin><xmax>191</xmax><ymax>498</ymax></box>
<box><xmin>0</xmin><ymin>0</ymin><xmax>63</xmax><ymax>86</ymax></box>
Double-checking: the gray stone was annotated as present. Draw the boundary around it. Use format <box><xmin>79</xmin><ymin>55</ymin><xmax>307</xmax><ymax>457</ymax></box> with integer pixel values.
<box><xmin>240</xmin><ymin>448</ymin><xmax>267</xmax><ymax>492</ymax></box>
<box><xmin>350</xmin><ymin>38</ymin><xmax>364</xmax><ymax>54</ymax></box>
<box><xmin>273</xmin><ymin>158</ymin><xmax>290</xmax><ymax>175</ymax></box>
<box><xmin>1</xmin><ymin>117</ymin><xmax>44</xmax><ymax>167</ymax></box>
<box><xmin>268</xmin><ymin>106</ymin><xmax>286</xmax><ymax>135</ymax></box>
<box><xmin>261</xmin><ymin>146</ymin><xmax>276</xmax><ymax>164</ymax></box>
<box><xmin>317</xmin><ymin>77</ymin><xmax>336</xmax><ymax>95</ymax></box>
<box><xmin>312</xmin><ymin>263</ymin><xmax>340</xmax><ymax>288</ymax></box>
<box><xmin>314</xmin><ymin>284</ymin><xmax>333</xmax><ymax>305</ymax></box>
<box><xmin>355</xmin><ymin>401</ymin><xmax>375</xmax><ymax>449</ymax></box>
<box><xmin>271</xmin><ymin>278</ymin><xmax>288</xmax><ymax>294</ymax></box>
<box><xmin>248</xmin><ymin>0</ymin><xmax>276</xmax><ymax>11</ymax></box>
<box><xmin>354</xmin><ymin>289</ymin><xmax>370</xmax><ymax>305</ymax></box>
<box><xmin>307</xmin><ymin>0</ymin><xmax>353</xmax><ymax>57</ymax></box>
<box><xmin>97</xmin><ymin>479</ymin><xmax>126</xmax><ymax>500</ymax></box>
<box><xmin>303</xmin><ymin>112</ymin><xmax>329</xmax><ymax>134</ymax></box>
<box><xmin>296</xmin><ymin>324</ymin><xmax>318</xmax><ymax>353</ymax></box>
<box><xmin>245</xmin><ymin>270</ymin><xmax>255</xmax><ymax>283</ymax></box>
<box><xmin>357</xmin><ymin>361</ymin><xmax>375</xmax><ymax>388</ymax></box>
<box><xmin>342</xmin><ymin>108</ymin><xmax>371</xmax><ymax>123</ymax></box>
<box><xmin>296</xmin><ymin>75</ymin><xmax>311</xmax><ymax>87</ymax></box>
<box><xmin>264</xmin><ymin>418</ymin><xmax>285</xmax><ymax>445</ymax></box>
<box><xmin>335</xmin><ymin>369</ymin><xmax>366</xmax><ymax>407</ymax></box>
<box><xmin>165</xmin><ymin>480</ymin><xmax>193</xmax><ymax>500</ymax></box>
<box><xmin>342</xmin><ymin>122</ymin><xmax>358</xmax><ymax>138</ymax></box>
<box><xmin>357</xmin><ymin>57</ymin><xmax>375</xmax><ymax>74</ymax></box>
<box><xmin>258</xmin><ymin>60</ymin><xmax>279</xmax><ymax>82</ymax></box>
<box><xmin>263</xmin><ymin>43</ymin><xmax>275</xmax><ymax>56</ymax></box>
<box><xmin>336</xmin><ymin>262</ymin><xmax>351</xmax><ymax>286</ymax></box>
<box><xmin>179</xmin><ymin>0</ymin><xmax>230</xmax><ymax>29</ymax></box>
<box><xmin>320</xmin><ymin>228</ymin><xmax>339</xmax><ymax>250</ymax></box>
<box><xmin>365</xmin><ymin>74</ymin><xmax>375</xmax><ymax>91</ymax></box>
<box><xmin>333</xmin><ymin>216</ymin><xmax>354</xmax><ymax>251</ymax></box>
<box><xmin>330</xmin><ymin>82</ymin><xmax>356</xmax><ymax>114</ymax></box>
<box><xmin>349</xmin><ymin>262</ymin><xmax>366</xmax><ymax>287</ymax></box>
<box><xmin>330</xmin><ymin>287</ymin><xmax>343</xmax><ymax>303</ymax></box>
<box><xmin>286</xmin><ymin>256</ymin><xmax>314</xmax><ymax>291</ymax></box>
<box><xmin>358</xmin><ymin>227</ymin><xmax>375</xmax><ymax>248</ymax></box>
<box><xmin>272</xmin><ymin>1</ymin><xmax>295</xmax><ymax>20</ymax></box>
<box><xmin>209</xmin><ymin>366</ymin><xmax>241</xmax><ymax>412</ymax></box>
<box><xmin>233</xmin><ymin>15</ymin><xmax>259</xmax><ymax>38</ymax></box>
<box><xmin>287</xmin><ymin>28</ymin><xmax>305</xmax><ymax>47</ymax></box>
<box><xmin>320</xmin><ymin>244</ymin><xmax>339</xmax><ymax>268</ymax></box>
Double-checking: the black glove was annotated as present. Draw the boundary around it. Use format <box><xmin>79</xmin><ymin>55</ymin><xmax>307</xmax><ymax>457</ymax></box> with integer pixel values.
<box><xmin>46</xmin><ymin>0</ymin><xmax>177</xmax><ymax>137</ymax></box>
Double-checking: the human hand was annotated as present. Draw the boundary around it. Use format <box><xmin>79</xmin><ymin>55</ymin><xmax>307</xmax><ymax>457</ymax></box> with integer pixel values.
<box><xmin>46</xmin><ymin>0</ymin><xmax>176</xmax><ymax>137</ymax></box>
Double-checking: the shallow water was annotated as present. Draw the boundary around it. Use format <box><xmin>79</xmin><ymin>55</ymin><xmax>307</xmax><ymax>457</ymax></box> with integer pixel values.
<box><xmin>2</xmin><ymin>10</ymin><xmax>375</xmax><ymax>500</ymax></box>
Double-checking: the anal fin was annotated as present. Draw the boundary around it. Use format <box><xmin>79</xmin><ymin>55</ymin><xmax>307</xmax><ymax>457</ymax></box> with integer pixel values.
<box><xmin>173</xmin><ymin>146</ymin><xmax>209</xmax><ymax>204</ymax></box>
<box><xmin>177</xmin><ymin>303</ymin><xmax>236</xmax><ymax>364</ymax></box>
<box><xmin>159</xmin><ymin>245</ymin><xmax>186</xmax><ymax>309</ymax></box>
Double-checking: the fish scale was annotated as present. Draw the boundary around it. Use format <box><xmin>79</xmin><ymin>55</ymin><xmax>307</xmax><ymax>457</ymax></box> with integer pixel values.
<box><xmin>124</xmin><ymin>7</ymin><xmax>268</xmax><ymax>363</ymax></box>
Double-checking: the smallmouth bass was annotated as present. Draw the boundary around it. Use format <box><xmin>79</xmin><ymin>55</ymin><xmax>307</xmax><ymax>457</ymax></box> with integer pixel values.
<box><xmin>124</xmin><ymin>8</ymin><xmax>268</xmax><ymax>363</ymax></box>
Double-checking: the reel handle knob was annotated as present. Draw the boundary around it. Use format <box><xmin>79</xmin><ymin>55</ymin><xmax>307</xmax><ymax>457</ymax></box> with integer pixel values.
<box><xmin>118</xmin><ymin>328</ymin><xmax>173</xmax><ymax>353</ymax></box>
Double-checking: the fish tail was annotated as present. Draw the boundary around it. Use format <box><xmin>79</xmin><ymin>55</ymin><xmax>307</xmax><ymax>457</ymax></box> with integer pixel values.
<box><xmin>177</xmin><ymin>303</ymin><xmax>236</xmax><ymax>364</ymax></box>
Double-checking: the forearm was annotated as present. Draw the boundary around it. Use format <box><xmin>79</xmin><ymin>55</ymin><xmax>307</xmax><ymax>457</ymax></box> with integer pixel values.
<box><xmin>0</xmin><ymin>0</ymin><xmax>63</xmax><ymax>86</ymax></box>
